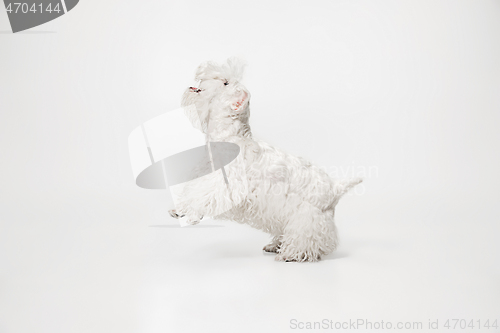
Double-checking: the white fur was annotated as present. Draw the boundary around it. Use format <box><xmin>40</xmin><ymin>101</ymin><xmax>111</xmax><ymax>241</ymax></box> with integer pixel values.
<box><xmin>170</xmin><ymin>58</ymin><xmax>362</xmax><ymax>262</ymax></box>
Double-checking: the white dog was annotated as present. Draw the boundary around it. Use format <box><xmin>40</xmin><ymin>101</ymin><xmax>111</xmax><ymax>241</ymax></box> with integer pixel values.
<box><xmin>170</xmin><ymin>58</ymin><xmax>361</xmax><ymax>262</ymax></box>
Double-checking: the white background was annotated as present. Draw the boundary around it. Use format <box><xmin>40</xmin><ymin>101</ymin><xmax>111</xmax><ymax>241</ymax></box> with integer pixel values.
<box><xmin>1</xmin><ymin>1</ymin><xmax>499</xmax><ymax>332</ymax></box>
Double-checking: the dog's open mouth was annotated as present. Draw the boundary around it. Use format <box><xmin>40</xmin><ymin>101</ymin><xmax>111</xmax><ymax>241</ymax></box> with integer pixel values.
<box><xmin>190</xmin><ymin>87</ymin><xmax>202</xmax><ymax>93</ymax></box>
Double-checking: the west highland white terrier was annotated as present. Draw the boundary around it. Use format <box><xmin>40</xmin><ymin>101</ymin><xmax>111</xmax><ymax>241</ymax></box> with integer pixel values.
<box><xmin>170</xmin><ymin>58</ymin><xmax>362</xmax><ymax>262</ymax></box>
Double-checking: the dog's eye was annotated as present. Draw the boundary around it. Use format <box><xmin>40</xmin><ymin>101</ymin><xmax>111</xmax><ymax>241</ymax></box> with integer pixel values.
<box><xmin>223</xmin><ymin>81</ymin><xmax>229</xmax><ymax>86</ymax></box>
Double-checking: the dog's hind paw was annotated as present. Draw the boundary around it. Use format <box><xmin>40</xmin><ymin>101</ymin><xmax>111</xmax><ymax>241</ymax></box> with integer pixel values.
<box><xmin>263</xmin><ymin>243</ymin><xmax>280</xmax><ymax>253</ymax></box>
<box><xmin>275</xmin><ymin>253</ymin><xmax>320</xmax><ymax>263</ymax></box>
<box><xmin>275</xmin><ymin>254</ymin><xmax>294</xmax><ymax>262</ymax></box>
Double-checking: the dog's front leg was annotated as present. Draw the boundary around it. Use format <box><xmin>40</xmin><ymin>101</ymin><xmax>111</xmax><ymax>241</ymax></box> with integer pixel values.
<box><xmin>168</xmin><ymin>208</ymin><xmax>204</xmax><ymax>225</ymax></box>
<box><xmin>171</xmin><ymin>140</ymin><xmax>250</xmax><ymax>224</ymax></box>
<box><xmin>173</xmin><ymin>169</ymin><xmax>241</xmax><ymax>224</ymax></box>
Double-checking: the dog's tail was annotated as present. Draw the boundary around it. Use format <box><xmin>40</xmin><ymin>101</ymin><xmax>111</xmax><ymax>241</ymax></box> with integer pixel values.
<box><xmin>333</xmin><ymin>177</ymin><xmax>363</xmax><ymax>200</ymax></box>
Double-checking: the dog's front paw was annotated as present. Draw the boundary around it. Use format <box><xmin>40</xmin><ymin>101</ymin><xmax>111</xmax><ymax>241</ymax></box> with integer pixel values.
<box><xmin>169</xmin><ymin>209</ymin><xmax>184</xmax><ymax>219</ymax></box>
<box><xmin>186</xmin><ymin>218</ymin><xmax>200</xmax><ymax>225</ymax></box>
<box><xmin>185</xmin><ymin>213</ymin><xmax>204</xmax><ymax>225</ymax></box>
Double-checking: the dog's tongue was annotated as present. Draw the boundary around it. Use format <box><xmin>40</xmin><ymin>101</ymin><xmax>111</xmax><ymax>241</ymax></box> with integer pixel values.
<box><xmin>189</xmin><ymin>87</ymin><xmax>200</xmax><ymax>92</ymax></box>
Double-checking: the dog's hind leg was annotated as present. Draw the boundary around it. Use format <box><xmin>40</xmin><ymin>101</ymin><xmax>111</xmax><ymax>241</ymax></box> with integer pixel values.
<box><xmin>275</xmin><ymin>204</ymin><xmax>337</xmax><ymax>262</ymax></box>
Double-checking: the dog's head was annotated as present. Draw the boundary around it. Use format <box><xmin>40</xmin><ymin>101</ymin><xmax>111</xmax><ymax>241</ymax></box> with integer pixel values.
<box><xmin>181</xmin><ymin>57</ymin><xmax>250</xmax><ymax>136</ymax></box>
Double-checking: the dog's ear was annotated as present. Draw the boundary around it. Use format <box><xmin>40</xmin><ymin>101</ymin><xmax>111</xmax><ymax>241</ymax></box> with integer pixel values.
<box><xmin>231</xmin><ymin>91</ymin><xmax>249</xmax><ymax>112</ymax></box>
